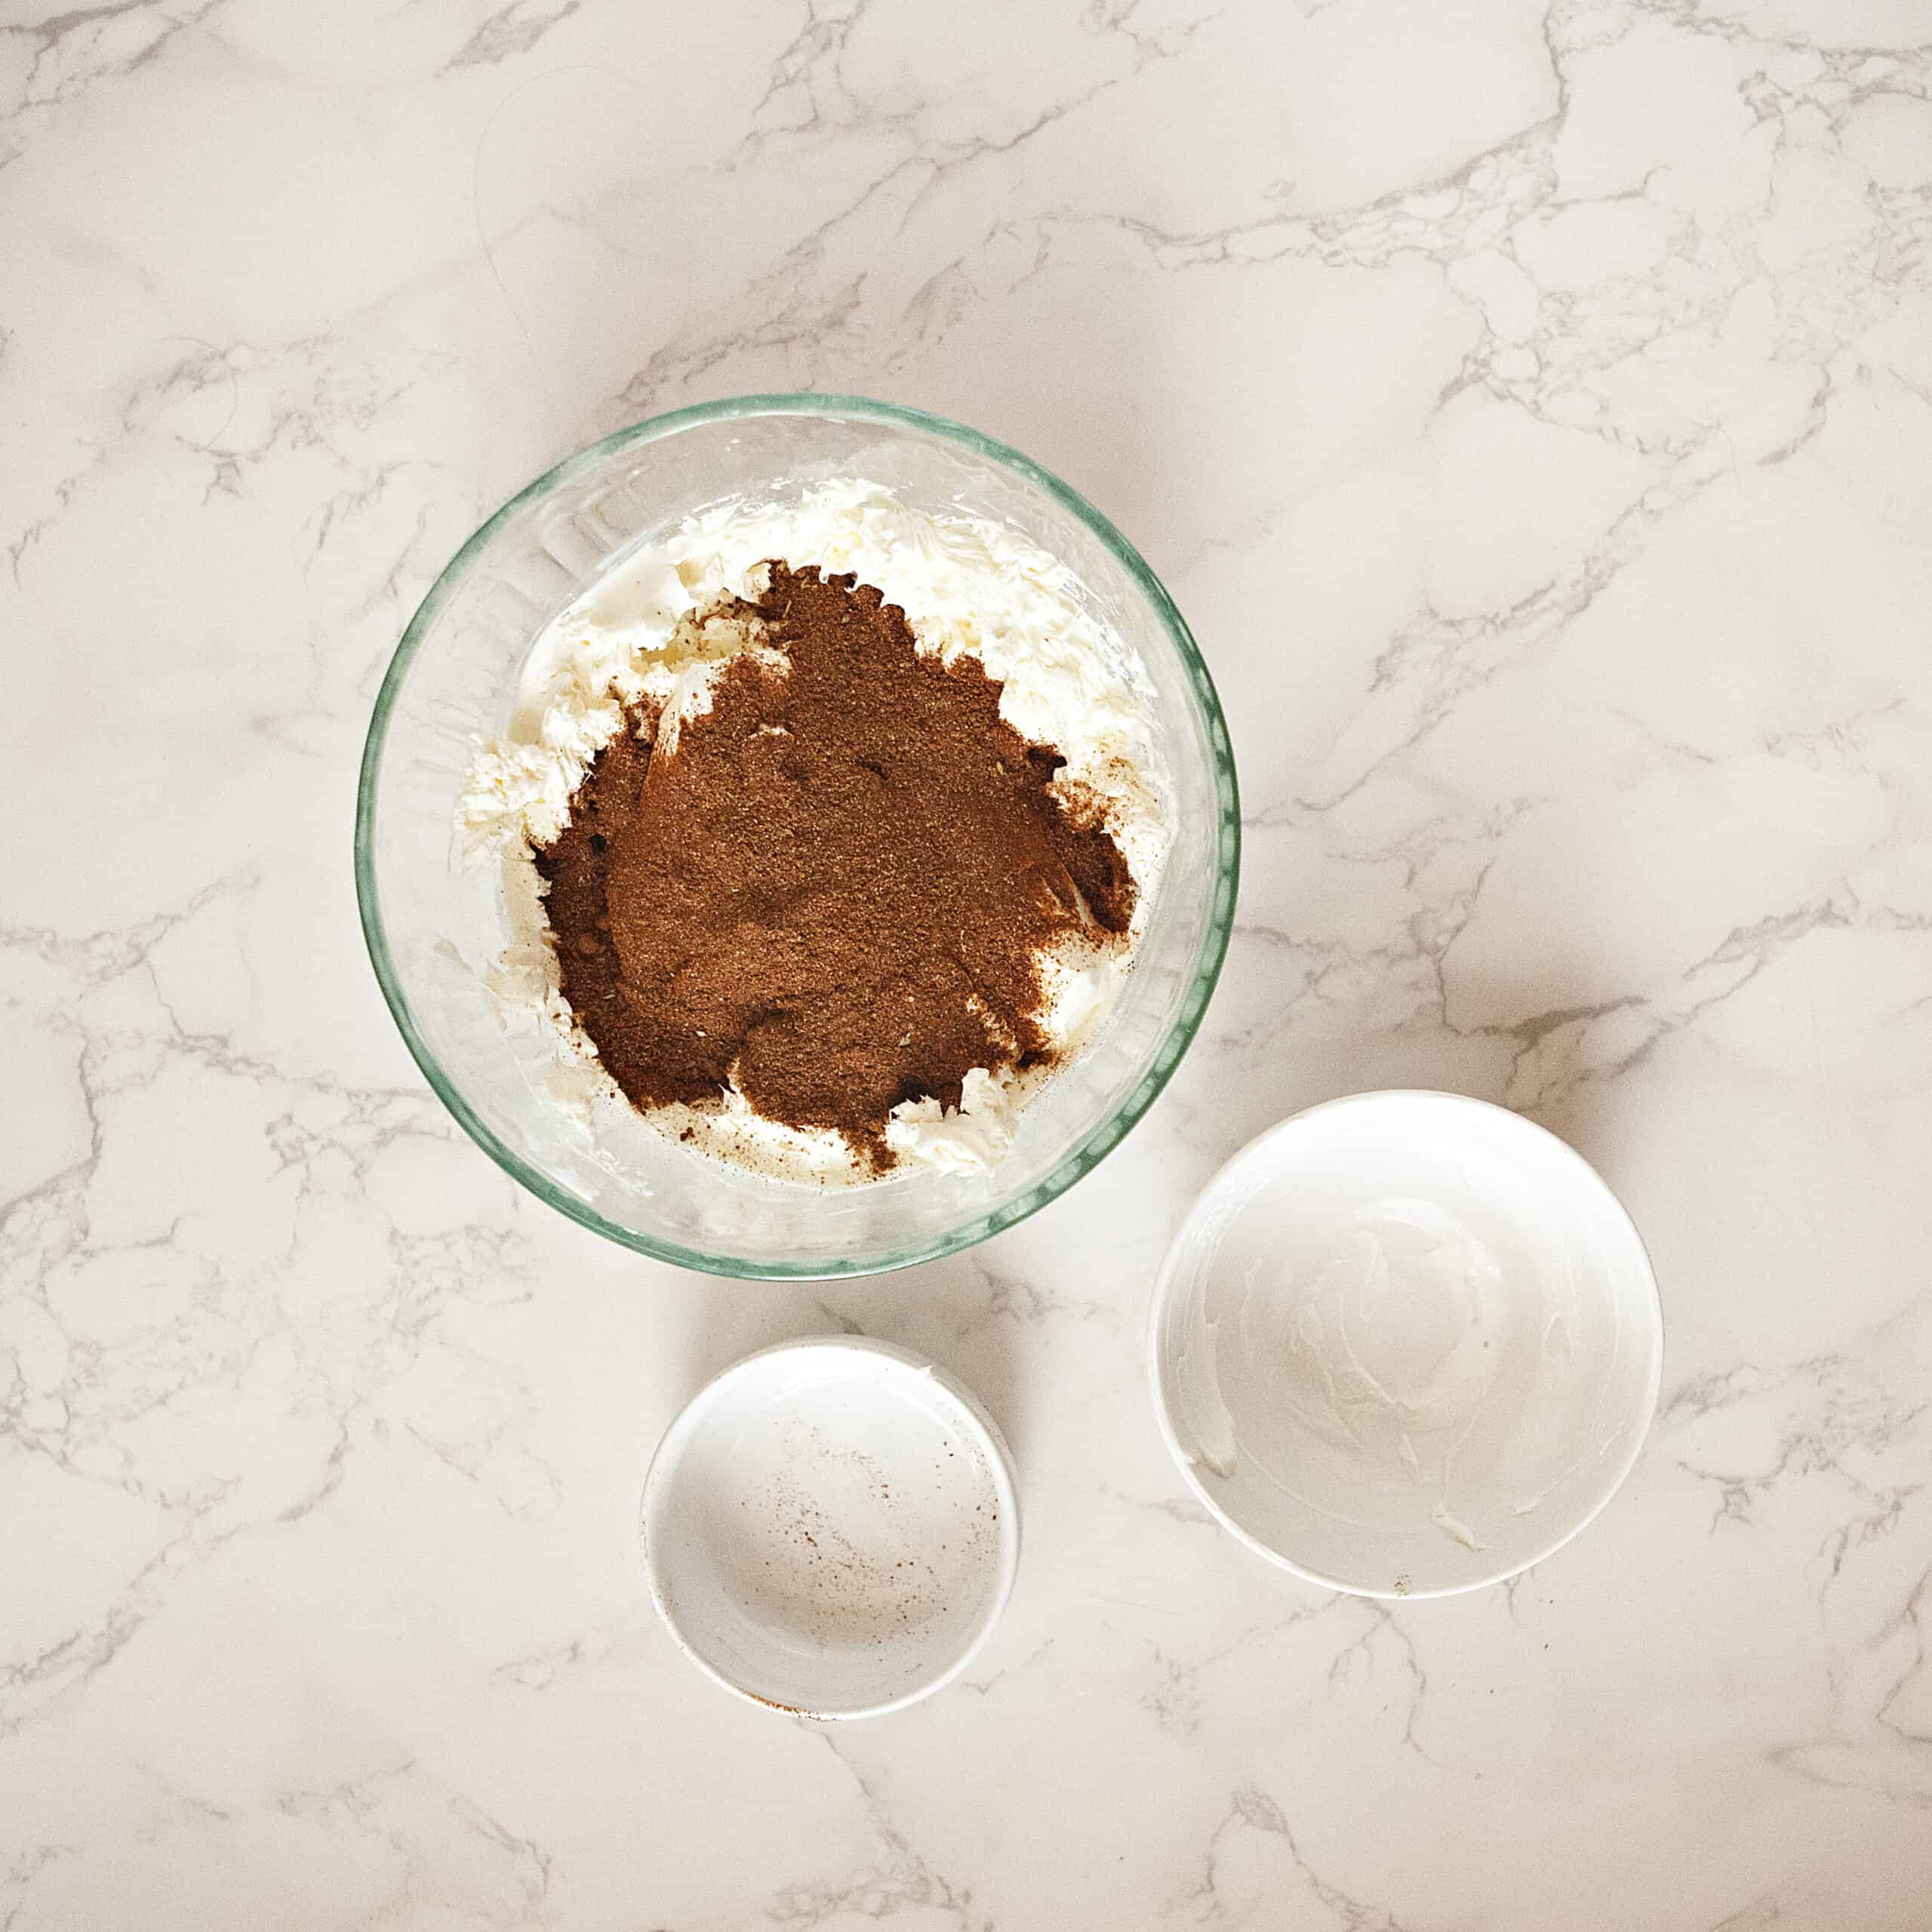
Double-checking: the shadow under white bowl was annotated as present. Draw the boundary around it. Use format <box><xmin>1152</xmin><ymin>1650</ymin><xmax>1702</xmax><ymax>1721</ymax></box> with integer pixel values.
<box><xmin>641</xmin><ymin>1337</ymin><xmax>1020</xmax><ymax>1718</ymax></box>
<box><xmin>1149</xmin><ymin>1091</ymin><xmax>1663</xmax><ymax>1599</ymax></box>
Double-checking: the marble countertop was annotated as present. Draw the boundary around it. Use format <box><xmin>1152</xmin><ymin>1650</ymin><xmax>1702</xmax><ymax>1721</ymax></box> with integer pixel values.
<box><xmin>5</xmin><ymin>1</ymin><xmax>1930</xmax><ymax>1926</ymax></box>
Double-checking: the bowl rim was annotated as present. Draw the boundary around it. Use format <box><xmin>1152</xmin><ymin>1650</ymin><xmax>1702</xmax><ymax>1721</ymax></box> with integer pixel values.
<box><xmin>638</xmin><ymin>1334</ymin><xmax>1023</xmax><ymax>1720</ymax></box>
<box><xmin>1146</xmin><ymin>1088</ymin><xmax>1666</xmax><ymax>1601</ymax></box>
<box><xmin>355</xmin><ymin>391</ymin><xmax>1241</xmax><ymax>1278</ymax></box>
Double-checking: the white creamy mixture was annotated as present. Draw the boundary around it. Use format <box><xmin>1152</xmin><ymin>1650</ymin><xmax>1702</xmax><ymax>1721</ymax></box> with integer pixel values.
<box><xmin>1174</xmin><ymin>1155</ymin><xmax>1627</xmax><ymax>1559</ymax></box>
<box><xmin>460</xmin><ymin>480</ymin><xmax>1169</xmax><ymax>1183</ymax></box>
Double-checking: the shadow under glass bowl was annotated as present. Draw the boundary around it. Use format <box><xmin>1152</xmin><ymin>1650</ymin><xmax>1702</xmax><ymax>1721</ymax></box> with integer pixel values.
<box><xmin>355</xmin><ymin>394</ymin><xmax>1239</xmax><ymax>1279</ymax></box>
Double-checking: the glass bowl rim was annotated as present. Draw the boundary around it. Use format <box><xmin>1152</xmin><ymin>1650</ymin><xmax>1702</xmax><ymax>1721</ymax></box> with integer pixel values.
<box><xmin>354</xmin><ymin>391</ymin><xmax>1241</xmax><ymax>1280</ymax></box>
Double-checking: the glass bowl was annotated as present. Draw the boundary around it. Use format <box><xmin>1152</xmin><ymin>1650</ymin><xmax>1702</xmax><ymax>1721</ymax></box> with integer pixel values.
<box><xmin>355</xmin><ymin>395</ymin><xmax>1239</xmax><ymax>1278</ymax></box>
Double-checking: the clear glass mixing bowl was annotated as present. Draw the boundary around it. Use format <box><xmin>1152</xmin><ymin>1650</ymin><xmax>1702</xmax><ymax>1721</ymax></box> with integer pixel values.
<box><xmin>355</xmin><ymin>395</ymin><xmax>1239</xmax><ymax>1278</ymax></box>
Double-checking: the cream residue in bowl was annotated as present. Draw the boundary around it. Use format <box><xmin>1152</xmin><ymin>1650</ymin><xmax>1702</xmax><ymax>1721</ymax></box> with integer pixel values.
<box><xmin>1185</xmin><ymin>1196</ymin><xmax>1592</xmax><ymax>1549</ymax></box>
<box><xmin>1160</xmin><ymin>1094</ymin><xmax>1661</xmax><ymax>1594</ymax></box>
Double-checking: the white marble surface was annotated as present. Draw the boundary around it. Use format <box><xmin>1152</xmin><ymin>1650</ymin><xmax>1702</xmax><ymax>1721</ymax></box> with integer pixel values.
<box><xmin>4</xmin><ymin>0</ymin><xmax>1930</xmax><ymax>1924</ymax></box>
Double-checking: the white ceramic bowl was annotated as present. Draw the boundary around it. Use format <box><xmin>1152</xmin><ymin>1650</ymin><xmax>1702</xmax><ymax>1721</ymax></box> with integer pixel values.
<box><xmin>1149</xmin><ymin>1091</ymin><xmax>1663</xmax><ymax>1598</ymax></box>
<box><xmin>641</xmin><ymin>1337</ymin><xmax>1020</xmax><ymax>1718</ymax></box>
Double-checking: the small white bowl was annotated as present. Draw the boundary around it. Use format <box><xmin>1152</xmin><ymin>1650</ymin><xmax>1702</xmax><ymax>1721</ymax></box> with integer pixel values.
<box><xmin>1149</xmin><ymin>1091</ymin><xmax>1663</xmax><ymax>1598</ymax></box>
<box><xmin>641</xmin><ymin>1337</ymin><xmax>1020</xmax><ymax>1718</ymax></box>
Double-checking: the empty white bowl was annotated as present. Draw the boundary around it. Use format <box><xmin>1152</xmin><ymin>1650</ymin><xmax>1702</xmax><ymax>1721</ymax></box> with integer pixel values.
<box><xmin>641</xmin><ymin>1337</ymin><xmax>1020</xmax><ymax>1718</ymax></box>
<box><xmin>1149</xmin><ymin>1091</ymin><xmax>1663</xmax><ymax>1598</ymax></box>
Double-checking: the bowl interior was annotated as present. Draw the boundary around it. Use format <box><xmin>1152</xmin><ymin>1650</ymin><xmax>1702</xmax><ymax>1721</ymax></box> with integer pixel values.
<box><xmin>641</xmin><ymin>1341</ymin><xmax>1018</xmax><ymax>1717</ymax></box>
<box><xmin>357</xmin><ymin>397</ymin><xmax>1238</xmax><ymax>1277</ymax></box>
<box><xmin>1152</xmin><ymin>1092</ymin><xmax>1663</xmax><ymax>1598</ymax></box>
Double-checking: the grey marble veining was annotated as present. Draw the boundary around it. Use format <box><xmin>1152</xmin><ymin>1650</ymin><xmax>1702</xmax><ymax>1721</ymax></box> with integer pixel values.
<box><xmin>3</xmin><ymin>0</ymin><xmax>1930</xmax><ymax>1925</ymax></box>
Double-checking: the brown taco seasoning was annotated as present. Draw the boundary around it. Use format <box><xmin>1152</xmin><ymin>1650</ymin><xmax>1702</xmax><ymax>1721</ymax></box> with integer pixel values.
<box><xmin>534</xmin><ymin>563</ymin><xmax>1136</xmax><ymax>1171</ymax></box>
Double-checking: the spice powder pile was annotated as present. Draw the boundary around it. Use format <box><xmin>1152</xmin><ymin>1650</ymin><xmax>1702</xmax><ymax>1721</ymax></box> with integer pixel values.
<box><xmin>535</xmin><ymin>563</ymin><xmax>1136</xmax><ymax>1171</ymax></box>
